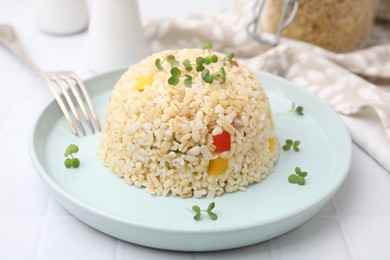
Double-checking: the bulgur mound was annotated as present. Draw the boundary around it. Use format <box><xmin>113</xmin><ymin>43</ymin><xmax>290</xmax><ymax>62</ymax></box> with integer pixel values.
<box><xmin>97</xmin><ymin>48</ymin><xmax>279</xmax><ymax>198</ymax></box>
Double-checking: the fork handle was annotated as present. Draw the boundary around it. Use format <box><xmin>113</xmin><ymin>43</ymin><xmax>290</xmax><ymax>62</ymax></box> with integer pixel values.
<box><xmin>0</xmin><ymin>24</ymin><xmax>43</xmax><ymax>76</ymax></box>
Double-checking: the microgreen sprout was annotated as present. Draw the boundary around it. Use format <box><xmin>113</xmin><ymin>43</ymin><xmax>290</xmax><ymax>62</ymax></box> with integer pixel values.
<box><xmin>168</xmin><ymin>67</ymin><xmax>181</xmax><ymax>86</ymax></box>
<box><xmin>64</xmin><ymin>144</ymin><xmax>80</xmax><ymax>168</ymax></box>
<box><xmin>190</xmin><ymin>202</ymin><xmax>218</xmax><ymax>221</ymax></box>
<box><xmin>183</xmin><ymin>59</ymin><xmax>192</xmax><ymax>71</ymax></box>
<box><xmin>288</xmin><ymin>167</ymin><xmax>308</xmax><ymax>185</ymax></box>
<box><xmin>155</xmin><ymin>58</ymin><xmax>164</xmax><ymax>71</ymax></box>
<box><xmin>166</xmin><ymin>54</ymin><xmax>179</xmax><ymax>67</ymax></box>
<box><xmin>184</xmin><ymin>74</ymin><xmax>193</xmax><ymax>87</ymax></box>
<box><xmin>201</xmin><ymin>68</ymin><xmax>213</xmax><ymax>84</ymax></box>
<box><xmin>282</xmin><ymin>139</ymin><xmax>301</xmax><ymax>151</ymax></box>
<box><xmin>290</xmin><ymin>102</ymin><xmax>304</xmax><ymax>115</ymax></box>
<box><xmin>203</xmin><ymin>42</ymin><xmax>213</xmax><ymax>51</ymax></box>
<box><xmin>226</xmin><ymin>52</ymin><xmax>235</xmax><ymax>65</ymax></box>
<box><xmin>157</xmin><ymin>43</ymin><xmax>234</xmax><ymax>87</ymax></box>
<box><xmin>196</xmin><ymin>56</ymin><xmax>205</xmax><ymax>72</ymax></box>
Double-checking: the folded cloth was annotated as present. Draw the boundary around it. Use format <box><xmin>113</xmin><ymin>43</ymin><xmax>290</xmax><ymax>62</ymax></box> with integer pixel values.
<box><xmin>144</xmin><ymin>0</ymin><xmax>390</xmax><ymax>172</ymax></box>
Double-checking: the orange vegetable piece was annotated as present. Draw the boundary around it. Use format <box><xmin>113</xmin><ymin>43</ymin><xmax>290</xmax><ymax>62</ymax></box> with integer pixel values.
<box><xmin>208</xmin><ymin>157</ymin><xmax>228</xmax><ymax>176</ymax></box>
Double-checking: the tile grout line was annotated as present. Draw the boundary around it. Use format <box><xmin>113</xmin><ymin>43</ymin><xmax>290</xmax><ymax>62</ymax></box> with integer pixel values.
<box><xmin>34</xmin><ymin>196</ymin><xmax>54</xmax><ymax>260</ymax></box>
<box><xmin>331</xmin><ymin>197</ymin><xmax>360</xmax><ymax>260</ymax></box>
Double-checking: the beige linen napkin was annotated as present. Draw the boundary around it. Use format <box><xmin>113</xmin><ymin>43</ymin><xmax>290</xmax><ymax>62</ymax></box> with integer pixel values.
<box><xmin>143</xmin><ymin>0</ymin><xmax>390</xmax><ymax>172</ymax></box>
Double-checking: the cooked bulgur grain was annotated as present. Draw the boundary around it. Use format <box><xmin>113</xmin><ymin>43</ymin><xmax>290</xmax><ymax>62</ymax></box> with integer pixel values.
<box><xmin>97</xmin><ymin>48</ymin><xmax>279</xmax><ymax>198</ymax></box>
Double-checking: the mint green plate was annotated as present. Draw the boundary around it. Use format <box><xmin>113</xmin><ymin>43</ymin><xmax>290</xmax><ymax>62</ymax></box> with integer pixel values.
<box><xmin>29</xmin><ymin>69</ymin><xmax>351</xmax><ymax>251</ymax></box>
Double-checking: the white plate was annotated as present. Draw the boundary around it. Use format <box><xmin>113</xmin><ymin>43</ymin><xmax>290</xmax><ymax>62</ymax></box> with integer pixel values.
<box><xmin>29</xmin><ymin>69</ymin><xmax>351</xmax><ymax>251</ymax></box>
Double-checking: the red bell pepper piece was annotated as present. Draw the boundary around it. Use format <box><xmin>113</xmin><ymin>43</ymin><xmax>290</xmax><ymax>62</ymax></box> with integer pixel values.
<box><xmin>213</xmin><ymin>132</ymin><xmax>231</xmax><ymax>153</ymax></box>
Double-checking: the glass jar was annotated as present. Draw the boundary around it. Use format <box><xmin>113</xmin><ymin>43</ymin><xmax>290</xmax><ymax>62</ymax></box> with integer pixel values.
<box><xmin>376</xmin><ymin>0</ymin><xmax>390</xmax><ymax>20</ymax></box>
<box><xmin>250</xmin><ymin>0</ymin><xmax>378</xmax><ymax>53</ymax></box>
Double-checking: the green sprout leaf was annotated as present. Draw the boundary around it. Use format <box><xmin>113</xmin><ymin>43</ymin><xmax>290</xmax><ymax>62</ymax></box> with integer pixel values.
<box><xmin>170</xmin><ymin>67</ymin><xmax>181</xmax><ymax>77</ymax></box>
<box><xmin>203</xmin><ymin>42</ymin><xmax>213</xmax><ymax>50</ymax></box>
<box><xmin>296</xmin><ymin>106</ymin><xmax>304</xmax><ymax>115</ymax></box>
<box><xmin>155</xmin><ymin>58</ymin><xmax>164</xmax><ymax>70</ymax></box>
<box><xmin>227</xmin><ymin>52</ymin><xmax>235</xmax><ymax>65</ymax></box>
<box><xmin>71</xmin><ymin>158</ymin><xmax>80</xmax><ymax>168</ymax></box>
<box><xmin>282</xmin><ymin>139</ymin><xmax>293</xmax><ymax>151</ymax></box>
<box><xmin>183</xmin><ymin>59</ymin><xmax>193</xmax><ymax>71</ymax></box>
<box><xmin>204</xmin><ymin>56</ymin><xmax>211</xmax><ymax>65</ymax></box>
<box><xmin>196</xmin><ymin>64</ymin><xmax>205</xmax><ymax>72</ymax></box>
<box><xmin>297</xmin><ymin>176</ymin><xmax>305</xmax><ymax>185</ymax></box>
<box><xmin>207</xmin><ymin>202</ymin><xmax>215</xmax><ymax>211</ymax></box>
<box><xmin>218</xmin><ymin>67</ymin><xmax>226</xmax><ymax>83</ymax></box>
<box><xmin>207</xmin><ymin>211</ymin><xmax>218</xmax><ymax>220</ymax></box>
<box><xmin>295</xmin><ymin>167</ymin><xmax>307</xmax><ymax>177</ymax></box>
<box><xmin>196</xmin><ymin>56</ymin><xmax>205</xmax><ymax>65</ymax></box>
<box><xmin>64</xmin><ymin>158</ymin><xmax>72</xmax><ymax>168</ymax></box>
<box><xmin>211</xmin><ymin>55</ymin><xmax>218</xmax><ymax>63</ymax></box>
<box><xmin>288</xmin><ymin>174</ymin><xmax>297</xmax><ymax>183</ymax></box>
<box><xmin>166</xmin><ymin>54</ymin><xmax>179</xmax><ymax>67</ymax></box>
<box><xmin>184</xmin><ymin>74</ymin><xmax>193</xmax><ymax>87</ymax></box>
<box><xmin>293</xmin><ymin>140</ymin><xmax>301</xmax><ymax>151</ymax></box>
<box><xmin>194</xmin><ymin>212</ymin><xmax>201</xmax><ymax>220</ymax></box>
<box><xmin>192</xmin><ymin>205</ymin><xmax>201</xmax><ymax>212</ymax></box>
<box><xmin>64</xmin><ymin>144</ymin><xmax>79</xmax><ymax>156</ymax></box>
<box><xmin>168</xmin><ymin>76</ymin><xmax>180</xmax><ymax>86</ymax></box>
<box><xmin>201</xmin><ymin>69</ymin><xmax>214</xmax><ymax>84</ymax></box>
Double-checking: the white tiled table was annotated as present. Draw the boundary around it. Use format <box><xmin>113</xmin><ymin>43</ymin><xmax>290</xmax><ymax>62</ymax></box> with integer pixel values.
<box><xmin>1</xmin><ymin>1</ymin><xmax>390</xmax><ymax>259</ymax></box>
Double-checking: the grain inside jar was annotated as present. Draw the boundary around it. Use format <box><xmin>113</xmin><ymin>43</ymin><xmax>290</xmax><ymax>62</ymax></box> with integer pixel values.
<box><xmin>261</xmin><ymin>0</ymin><xmax>378</xmax><ymax>52</ymax></box>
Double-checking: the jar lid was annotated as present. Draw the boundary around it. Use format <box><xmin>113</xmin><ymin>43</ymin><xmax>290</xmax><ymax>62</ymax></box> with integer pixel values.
<box><xmin>247</xmin><ymin>0</ymin><xmax>299</xmax><ymax>46</ymax></box>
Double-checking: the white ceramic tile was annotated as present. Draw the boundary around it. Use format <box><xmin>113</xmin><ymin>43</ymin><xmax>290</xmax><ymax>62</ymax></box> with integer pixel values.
<box><xmin>335</xmin><ymin>163</ymin><xmax>390</xmax><ymax>215</ymax></box>
<box><xmin>15</xmin><ymin>74</ymin><xmax>54</xmax><ymax>100</ymax></box>
<box><xmin>315</xmin><ymin>198</ymin><xmax>337</xmax><ymax>216</ymax></box>
<box><xmin>0</xmin><ymin>170</ymin><xmax>49</xmax><ymax>216</ymax></box>
<box><xmin>0</xmin><ymin>218</ymin><xmax>42</xmax><ymax>259</ymax></box>
<box><xmin>345</xmin><ymin>217</ymin><xmax>390</xmax><ymax>260</ymax></box>
<box><xmin>116</xmin><ymin>241</ymin><xmax>194</xmax><ymax>260</ymax></box>
<box><xmin>0</xmin><ymin>68</ymin><xmax>25</xmax><ymax>99</ymax></box>
<box><xmin>196</xmin><ymin>241</ymin><xmax>272</xmax><ymax>260</ymax></box>
<box><xmin>46</xmin><ymin>197</ymin><xmax>72</xmax><ymax>216</ymax></box>
<box><xmin>4</xmin><ymin>97</ymin><xmax>49</xmax><ymax>133</ymax></box>
<box><xmin>38</xmin><ymin>217</ymin><xmax>117</xmax><ymax>260</ymax></box>
<box><xmin>277</xmin><ymin>217</ymin><xmax>352</xmax><ymax>260</ymax></box>
<box><xmin>0</xmin><ymin>132</ymin><xmax>34</xmax><ymax>171</ymax></box>
<box><xmin>0</xmin><ymin>101</ymin><xmax>12</xmax><ymax>132</ymax></box>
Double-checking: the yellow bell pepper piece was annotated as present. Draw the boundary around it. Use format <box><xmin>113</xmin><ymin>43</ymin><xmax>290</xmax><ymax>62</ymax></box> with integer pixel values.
<box><xmin>268</xmin><ymin>137</ymin><xmax>277</xmax><ymax>153</ymax></box>
<box><xmin>135</xmin><ymin>76</ymin><xmax>153</xmax><ymax>91</ymax></box>
<box><xmin>208</xmin><ymin>157</ymin><xmax>228</xmax><ymax>176</ymax></box>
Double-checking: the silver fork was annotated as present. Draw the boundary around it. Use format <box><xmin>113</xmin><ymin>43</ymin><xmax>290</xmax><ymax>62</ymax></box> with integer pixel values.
<box><xmin>0</xmin><ymin>24</ymin><xmax>101</xmax><ymax>136</ymax></box>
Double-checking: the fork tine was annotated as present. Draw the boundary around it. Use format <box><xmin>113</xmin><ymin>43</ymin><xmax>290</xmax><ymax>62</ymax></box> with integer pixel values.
<box><xmin>71</xmin><ymin>74</ymin><xmax>101</xmax><ymax>132</ymax></box>
<box><xmin>43</xmin><ymin>77</ymin><xmax>79</xmax><ymax>136</ymax></box>
<box><xmin>63</xmin><ymin>75</ymin><xmax>95</xmax><ymax>134</ymax></box>
<box><xmin>51</xmin><ymin>75</ymin><xmax>86</xmax><ymax>136</ymax></box>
